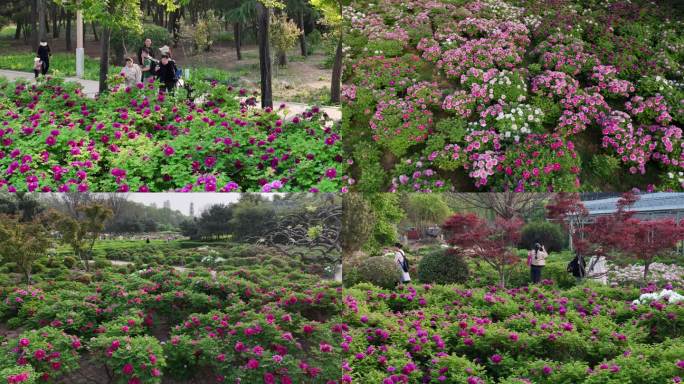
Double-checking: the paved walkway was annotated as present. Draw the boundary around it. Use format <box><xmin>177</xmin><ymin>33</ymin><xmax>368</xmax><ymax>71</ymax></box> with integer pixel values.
<box><xmin>0</xmin><ymin>69</ymin><xmax>341</xmax><ymax>120</ymax></box>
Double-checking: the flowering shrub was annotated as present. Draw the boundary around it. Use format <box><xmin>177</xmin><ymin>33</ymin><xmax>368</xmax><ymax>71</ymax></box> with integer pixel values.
<box><xmin>91</xmin><ymin>336</ymin><xmax>166</xmax><ymax>384</ymax></box>
<box><xmin>0</xmin><ymin>327</ymin><xmax>81</xmax><ymax>382</ymax></box>
<box><xmin>344</xmin><ymin>0</ymin><xmax>684</xmax><ymax>191</ymax></box>
<box><xmin>0</xmin><ymin>77</ymin><xmax>345</xmax><ymax>192</ymax></box>
<box><xmin>494</xmin><ymin>134</ymin><xmax>581</xmax><ymax>191</ymax></box>
<box><xmin>341</xmin><ymin>282</ymin><xmax>684</xmax><ymax>383</ymax></box>
<box><xmin>0</xmin><ymin>366</ymin><xmax>36</xmax><ymax>384</ymax></box>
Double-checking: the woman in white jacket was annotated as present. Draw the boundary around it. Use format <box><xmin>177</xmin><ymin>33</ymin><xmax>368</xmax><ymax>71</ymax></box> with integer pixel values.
<box><xmin>394</xmin><ymin>243</ymin><xmax>411</xmax><ymax>284</ymax></box>
<box><xmin>528</xmin><ymin>242</ymin><xmax>548</xmax><ymax>284</ymax></box>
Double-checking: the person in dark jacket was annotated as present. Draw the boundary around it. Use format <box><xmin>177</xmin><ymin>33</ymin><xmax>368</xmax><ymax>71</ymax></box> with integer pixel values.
<box><xmin>155</xmin><ymin>54</ymin><xmax>178</xmax><ymax>93</ymax></box>
<box><xmin>567</xmin><ymin>251</ymin><xmax>586</xmax><ymax>282</ymax></box>
<box><xmin>137</xmin><ymin>38</ymin><xmax>154</xmax><ymax>65</ymax></box>
<box><xmin>37</xmin><ymin>40</ymin><xmax>51</xmax><ymax>75</ymax></box>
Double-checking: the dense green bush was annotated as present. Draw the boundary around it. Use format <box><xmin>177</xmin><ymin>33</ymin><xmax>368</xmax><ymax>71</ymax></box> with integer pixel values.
<box><xmin>356</xmin><ymin>256</ymin><xmax>401</xmax><ymax>289</ymax></box>
<box><xmin>417</xmin><ymin>248</ymin><xmax>469</xmax><ymax>284</ymax></box>
<box><xmin>520</xmin><ymin>221</ymin><xmax>567</xmax><ymax>252</ymax></box>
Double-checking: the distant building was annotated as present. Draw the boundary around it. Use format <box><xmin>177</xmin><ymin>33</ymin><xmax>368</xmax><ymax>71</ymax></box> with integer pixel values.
<box><xmin>189</xmin><ymin>202</ymin><xmax>194</xmax><ymax>217</ymax></box>
<box><xmin>582</xmin><ymin>192</ymin><xmax>684</xmax><ymax>222</ymax></box>
<box><xmin>163</xmin><ymin>200</ymin><xmax>171</xmax><ymax>210</ymax></box>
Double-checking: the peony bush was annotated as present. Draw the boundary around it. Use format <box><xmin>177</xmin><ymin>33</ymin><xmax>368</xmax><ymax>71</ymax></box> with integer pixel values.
<box><xmin>341</xmin><ymin>281</ymin><xmax>684</xmax><ymax>383</ymax></box>
<box><xmin>0</xmin><ymin>76</ymin><xmax>347</xmax><ymax>192</ymax></box>
<box><xmin>0</xmin><ymin>259</ymin><xmax>345</xmax><ymax>383</ymax></box>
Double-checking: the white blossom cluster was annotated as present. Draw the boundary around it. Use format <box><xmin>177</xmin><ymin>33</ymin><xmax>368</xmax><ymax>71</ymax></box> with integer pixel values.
<box><xmin>488</xmin><ymin>70</ymin><xmax>527</xmax><ymax>103</ymax></box>
<box><xmin>632</xmin><ymin>289</ymin><xmax>684</xmax><ymax>305</ymax></box>
<box><xmin>481</xmin><ymin>0</ymin><xmax>524</xmax><ymax>21</ymax></box>
<box><xmin>495</xmin><ymin>104</ymin><xmax>544</xmax><ymax>141</ymax></box>
<box><xmin>523</xmin><ymin>14</ymin><xmax>542</xmax><ymax>30</ymax></box>
<box><xmin>609</xmin><ymin>262</ymin><xmax>684</xmax><ymax>287</ymax></box>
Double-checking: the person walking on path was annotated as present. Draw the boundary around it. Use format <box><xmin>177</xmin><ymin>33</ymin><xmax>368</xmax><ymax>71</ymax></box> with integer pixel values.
<box><xmin>137</xmin><ymin>38</ymin><xmax>154</xmax><ymax>65</ymax></box>
<box><xmin>33</xmin><ymin>57</ymin><xmax>43</xmax><ymax>79</ymax></box>
<box><xmin>121</xmin><ymin>57</ymin><xmax>142</xmax><ymax>88</ymax></box>
<box><xmin>37</xmin><ymin>40</ymin><xmax>51</xmax><ymax>75</ymax></box>
<box><xmin>528</xmin><ymin>242</ymin><xmax>548</xmax><ymax>284</ymax></box>
<box><xmin>394</xmin><ymin>243</ymin><xmax>411</xmax><ymax>284</ymax></box>
<box><xmin>155</xmin><ymin>54</ymin><xmax>178</xmax><ymax>93</ymax></box>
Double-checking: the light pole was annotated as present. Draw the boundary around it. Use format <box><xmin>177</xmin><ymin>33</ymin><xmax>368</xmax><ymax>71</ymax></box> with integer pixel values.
<box><xmin>76</xmin><ymin>9</ymin><xmax>84</xmax><ymax>78</ymax></box>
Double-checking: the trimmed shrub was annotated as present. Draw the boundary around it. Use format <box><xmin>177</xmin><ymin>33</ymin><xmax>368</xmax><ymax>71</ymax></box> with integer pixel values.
<box><xmin>356</xmin><ymin>256</ymin><xmax>401</xmax><ymax>289</ymax></box>
<box><xmin>417</xmin><ymin>248</ymin><xmax>469</xmax><ymax>284</ymax></box>
<box><xmin>62</xmin><ymin>256</ymin><xmax>77</xmax><ymax>269</ymax></box>
<box><xmin>519</xmin><ymin>221</ymin><xmax>567</xmax><ymax>252</ymax></box>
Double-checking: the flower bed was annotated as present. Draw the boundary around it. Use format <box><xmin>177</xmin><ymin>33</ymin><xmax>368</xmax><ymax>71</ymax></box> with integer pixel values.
<box><xmin>343</xmin><ymin>0</ymin><xmax>684</xmax><ymax>191</ymax></box>
<box><xmin>0</xmin><ymin>76</ymin><xmax>346</xmax><ymax>192</ymax></box>
<box><xmin>341</xmin><ymin>281</ymin><xmax>684</xmax><ymax>383</ymax></box>
<box><xmin>0</xmin><ymin>263</ymin><xmax>344</xmax><ymax>382</ymax></box>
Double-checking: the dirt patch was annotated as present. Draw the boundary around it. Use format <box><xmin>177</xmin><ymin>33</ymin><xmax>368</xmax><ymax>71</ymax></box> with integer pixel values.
<box><xmin>57</xmin><ymin>354</ymin><xmax>109</xmax><ymax>384</ymax></box>
<box><xmin>0</xmin><ymin>321</ymin><xmax>23</xmax><ymax>345</ymax></box>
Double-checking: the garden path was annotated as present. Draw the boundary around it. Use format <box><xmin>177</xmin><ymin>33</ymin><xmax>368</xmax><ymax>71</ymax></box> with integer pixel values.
<box><xmin>108</xmin><ymin>259</ymin><xmax>217</xmax><ymax>280</ymax></box>
<box><xmin>0</xmin><ymin>69</ymin><xmax>341</xmax><ymax>120</ymax></box>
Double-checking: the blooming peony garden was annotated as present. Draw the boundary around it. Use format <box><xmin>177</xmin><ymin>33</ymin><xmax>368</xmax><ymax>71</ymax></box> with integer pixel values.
<box><xmin>340</xmin><ymin>280</ymin><xmax>684</xmax><ymax>384</ymax></box>
<box><xmin>342</xmin><ymin>0</ymin><xmax>684</xmax><ymax>192</ymax></box>
<box><xmin>0</xmin><ymin>76</ymin><xmax>346</xmax><ymax>193</ymax></box>
<box><xmin>0</xmin><ymin>245</ymin><xmax>345</xmax><ymax>384</ymax></box>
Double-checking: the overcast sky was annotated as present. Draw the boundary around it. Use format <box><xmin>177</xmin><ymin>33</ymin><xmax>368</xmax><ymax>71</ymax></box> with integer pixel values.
<box><xmin>122</xmin><ymin>193</ymin><xmax>276</xmax><ymax>216</ymax></box>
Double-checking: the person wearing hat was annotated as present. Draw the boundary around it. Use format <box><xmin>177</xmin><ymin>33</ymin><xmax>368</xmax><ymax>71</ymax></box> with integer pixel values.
<box><xmin>37</xmin><ymin>40</ymin><xmax>51</xmax><ymax>75</ymax></box>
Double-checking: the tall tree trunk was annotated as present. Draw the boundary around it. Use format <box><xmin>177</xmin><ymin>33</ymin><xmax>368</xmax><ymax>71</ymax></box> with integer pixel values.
<box><xmin>234</xmin><ymin>22</ymin><xmax>242</xmax><ymax>60</ymax></box>
<box><xmin>14</xmin><ymin>20</ymin><xmax>22</xmax><ymax>40</ymax></box>
<box><xmin>99</xmin><ymin>27</ymin><xmax>112</xmax><ymax>94</ymax></box>
<box><xmin>256</xmin><ymin>3</ymin><xmax>273</xmax><ymax>109</ymax></box>
<box><xmin>329</xmin><ymin>1</ymin><xmax>343</xmax><ymax>104</ymax></box>
<box><xmin>278</xmin><ymin>50</ymin><xmax>287</xmax><ymax>67</ymax></box>
<box><xmin>65</xmin><ymin>11</ymin><xmax>72</xmax><ymax>51</ymax></box>
<box><xmin>92</xmin><ymin>22</ymin><xmax>99</xmax><ymax>41</ymax></box>
<box><xmin>52</xmin><ymin>5</ymin><xmax>59</xmax><ymax>38</ymax></box>
<box><xmin>35</xmin><ymin>0</ymin><xmax>44</xmax><ymax>46</ymax></box>
<box><xmin>299</xmin><ymin>11</ymin><xmax>307</xmax><ymax>56</ymax></box>
<box><xmin>643</xmin><ymin>262</ymin><xmax>650</xmax><ymax>282</ymax></box>
<box><xmin>330</xmin><ymin>36</ymin><xmax>343</xmax><ymax>104</ymax></box>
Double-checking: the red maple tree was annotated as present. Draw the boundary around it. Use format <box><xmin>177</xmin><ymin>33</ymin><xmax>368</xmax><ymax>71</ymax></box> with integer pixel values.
<box><xmin>583</xmin><ymin>192</ymin><xmax>684</xmax><ymax>281</ymax></box>
<box><xmin>546</xmin><ymin>193</ymin><xmax>588</xmax><ymax>253</ymax></box>
<box><xmin>443</xmin><ymin>213</ymin><xmax>523</xmax><ymax>287</ymax></box>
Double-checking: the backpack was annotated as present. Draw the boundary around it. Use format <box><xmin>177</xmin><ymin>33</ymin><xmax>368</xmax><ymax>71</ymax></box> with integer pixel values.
<box><xmin>400</xmin><ymin>252</ymin><xmax>409</xmax><ymax>273</ymax></box>
<box><xmin>567</xmin><ymin>256</ymin><xmax>586</xmax><ymax>277</ymax></box>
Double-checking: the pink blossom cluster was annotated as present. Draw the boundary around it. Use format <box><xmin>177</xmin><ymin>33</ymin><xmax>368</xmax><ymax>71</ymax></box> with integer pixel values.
<box><xmin>417</xmin><ymin>38</ymin><xmax>443</xmax><ymax>63</ymax></box>
<box><xmin>626</xmin><ymin>95</ymin><xmax>673</xmax><ymax>126</ymax></box>
<box><xmin>406</xmin><ymin>82</ymin><xmax>443</xmax><ymax>107</ymax></box>
<box><xmin>369</xmin><ymin>98</ymin><xmax>433</xmax><ymax>148</ymax></box>
<box><xmin>590</xmin><ymin>65</ymin><xmax>635</xmax><ymax>98</ymax></box>
<box><xmin>557</xmin><ymin>92</ymin><xmax>610</xmax><ymax>135</ymax></box>
<box><xmin>390</xmin><ymin>156</ymin><xmax>448</xmax><ymax>192</ymax></box>
<box><xmin>600</xmin><ymin>111</ymin><xmax>650</xmax><ymax>174</ymax></box>
<box><xmin>438</xmin><ymin>38</ymin><xmax>524</xmax><ymax>79</ymax></box>
<box><xmin>6</xmin><ymin>372</ymin><xmax>30</xmax><ymax>384</ymax></box>
<box><xmin>442</xmin><ymin>90</ymin><xmax>476</xmax><ymax>118</ymax></box>
<box><xmin>535</xmin><ymin>33</ymin><xmax>597</xmax><ymax>75</ymax></box>
<box><xmin>531</xmin><ymin>70</ymin><xmax>579</xmax><ymax>99</ymax></box>
<box><xmin>341</xmin><ymin>85</ymin><xmax>357</xmax><ymax>104</ymax></box>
